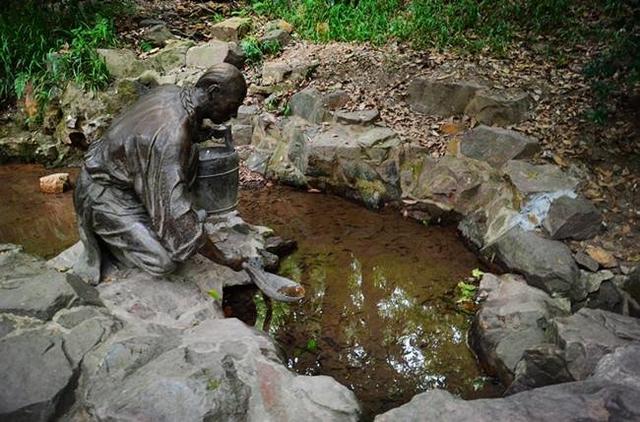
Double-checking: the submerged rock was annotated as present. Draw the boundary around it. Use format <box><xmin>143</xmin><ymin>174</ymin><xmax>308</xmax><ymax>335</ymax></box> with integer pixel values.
<box><xmin>39</xmin><ymin>172</ymin><xmax>69</xmax><ymax>194</ymax></box>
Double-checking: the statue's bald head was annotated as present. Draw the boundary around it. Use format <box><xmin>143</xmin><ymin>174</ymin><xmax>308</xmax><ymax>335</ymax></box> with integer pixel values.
<box><xmin>196</xmin><ymin>63</ymin><xmax>247</xmax><ymax>100</ymax></box>
<box><xmin>193</xmin><ymin>63</ymin><xmax>247</xmax><ymax>124</ymax></box>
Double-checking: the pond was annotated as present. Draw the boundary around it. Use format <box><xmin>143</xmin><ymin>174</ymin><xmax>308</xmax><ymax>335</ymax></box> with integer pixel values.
<box><xmin>238</xmin><ymin>186</ymin><xmax>502</xmax><ymax>419</ymax></box>
<box><xmin>0</xmin><ymin>164</ymin><xmax>501</xmax><ymax>419</ymax></box>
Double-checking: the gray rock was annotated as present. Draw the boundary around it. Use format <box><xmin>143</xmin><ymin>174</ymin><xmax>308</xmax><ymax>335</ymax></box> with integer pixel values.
<box><xmin>504</xmin><ymin>160</ymin><xmax>579</xmax><ymax>194</ymax></box>
<box><xmin>186</xmin><ymin>40</ymin><xmax>245</xmax><ymax>69</ymax></box>
<box><xmin>97</xmin><ymin>48</ymin><xmax>148</xmax><ymax>79</ymax></box>
<box><xmin>0</xmin><ymin>249</ymin><xmax>76</xmax><ymax>320</ymax></box>
<box><xmin>472</xmin><ymin>273</ymin><xmax>568</xmax><ymax>384</ymax></box>
<box><xmin>323</xmin><ymin>90</ymin><xmax>350</xmax><ymax>110</ymax></box>
<box><xmin>573</xmin><ymin>269</ymin><xmax>614</xmax><ymax>302</ymax></box>
<box><xmin>289</xmin><ymin>88</ymin><xmax>330</xmax><ymax>123</ymax></box>
<box><xmin>375</xmin><ymin>365</ymin><xmax>640</xmax><ymax>421</ymax></box>
<box><xmin>149</xmin><ymin>39</ymin><xmax>193</xmax><ymax>73</ymax></box>
<box><xmin>260</xmin><ymin>29</ymin><xmax>291</xmax><ymax>47</ymax></box>
<box><xmin>492</xmin><ymin>226</ymin><xmax>580</xmax><ymax>296</ymax></box>
<box><xmin>543</xmin><ymin>195</ymin><xmax>602</xmax><ymax>240</ymax></box>
<box><xmin>408</xmin><ymin>78</ymin><xmax>487</xmax><ymax>116</ymax></box>
<box><xmin>232</xmin><ymin>124</ymin><xmax>254</xmax><ymax>146</ymax></box>
<box><xmin>79</xmin><ymin>318</ymin><xmax>360</xmax><ymax>421</ymax></box>
<box><xmin>506</xmin><ymin>344</ymin><xmax>573</xmax><ymax>395</ymax></box>
<box><xmin>334</xmin><ymin>109</ymin><xmax>380</xmax><ymax>125</ymax></box>
<box><xmin>465</xmin><ymin>89</ymin><xmax>532</xmax><ymax>125</ymax></box>
<box><xmin>460</xmin><ymin>125</ymin><xmax>539</xmax><ymax>168</ymax></box>
<box><xmin>574</xmin><ymin>250</ymin><xmax>599</xmax><ymax>272</ymax></box>
<box><xmin>0</xmin><ymin>329</ymin><xmax>74</xmax><ymax>421</ymax></box>
<box><xmin>550</xmin><ymin>308</ymin><xmax>640</xmax><ymax>380</ymax></box>
<box><xmin>142</xmin><ymin>23</ymin><xmax>174</xmax><ymax>47</ymax></box>
<box><xmin>262</xmin><ymin>62</ymin><xmax>292</xmax><ymax>85</ymax></box>
<box><xmin>210</xmin><ymin>17</ymin><xmax>251</xmax><ymax>42</ymax></box>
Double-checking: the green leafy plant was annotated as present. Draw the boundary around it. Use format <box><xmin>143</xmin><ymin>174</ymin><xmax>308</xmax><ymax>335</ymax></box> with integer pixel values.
<box><xmin>456</xmin><ymin>281</ymin><xmax>478</xmax><ymax>303</ymax></box>
<box><xmin>208</xmin><ymin>288</ymin><xmax>222</xmax><ymax>301</ymax></box>
<box><xmin>241</xmin><ymin>37</ymin><xmax>263</xmax><ymax>64</ymax></box>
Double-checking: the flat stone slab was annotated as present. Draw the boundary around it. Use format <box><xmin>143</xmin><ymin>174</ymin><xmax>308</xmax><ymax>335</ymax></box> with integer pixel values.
<box><xmin>1</xmin><ymin>245</ymin><xmax>79</xmax><ymax>320</ymax></box>
<box><xmin>460</xmin><ymin>125</ymin><xmax>539</xmax><ymax>168</ymax></box>
<box><xmin>504</xmin><ymin>160</ymin><xmax>579</xmax><ymax>194</ymax></box>
<box><xmin>334</xmin><ymin>109</ymin><xmax>380</xmax><ymax>125</ymax></box>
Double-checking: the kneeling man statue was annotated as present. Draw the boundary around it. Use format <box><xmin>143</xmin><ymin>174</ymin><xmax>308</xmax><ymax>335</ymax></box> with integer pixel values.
<box><xmin>73</xmin><ymin>63</ymin><xmax>248</xmax><ymax>285</ymax></box>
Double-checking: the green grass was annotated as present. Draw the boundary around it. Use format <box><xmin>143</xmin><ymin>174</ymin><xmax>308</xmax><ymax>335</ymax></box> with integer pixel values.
<box><xmin>241</xmin><ymin>36</ymin><xmax>283</xmax><ymax>64</ymax></box>
<box><xmin>0</xmin><ymin>0</ymin><xmax>131</xmax><ymax>113</ymax></box>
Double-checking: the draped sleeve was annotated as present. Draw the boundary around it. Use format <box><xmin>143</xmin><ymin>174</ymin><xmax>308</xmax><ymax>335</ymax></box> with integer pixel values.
<box><xmin>132</xmin><ymin>125</ymin><xmax>206</xmax><ymax>262</ymax></box>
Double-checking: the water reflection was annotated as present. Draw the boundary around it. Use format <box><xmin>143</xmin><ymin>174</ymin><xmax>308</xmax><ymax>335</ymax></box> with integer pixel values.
<box><xmin>237</xmin><ymin>186</ymin><xmax>501</xmax><ymax>419</ymax></box>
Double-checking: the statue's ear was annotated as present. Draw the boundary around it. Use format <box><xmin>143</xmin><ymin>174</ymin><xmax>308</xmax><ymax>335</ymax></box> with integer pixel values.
<box><xmin>206</xmin><ymin>82</ymin><xmax>220</xmax><ymax>96</ymax></box>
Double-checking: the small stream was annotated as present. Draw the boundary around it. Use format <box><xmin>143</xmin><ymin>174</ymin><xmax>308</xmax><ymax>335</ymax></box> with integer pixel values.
<box><xmin>0</xmin><ymin>164</ymin><xmax>502</xmax><ymax>419</ymax></box>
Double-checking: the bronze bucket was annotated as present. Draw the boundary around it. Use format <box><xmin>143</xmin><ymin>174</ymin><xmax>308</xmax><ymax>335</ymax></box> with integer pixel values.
<box><xmin>194</xmin><ymin>130</ymin><xmax>239</xmax><ymax>215</ymax></box>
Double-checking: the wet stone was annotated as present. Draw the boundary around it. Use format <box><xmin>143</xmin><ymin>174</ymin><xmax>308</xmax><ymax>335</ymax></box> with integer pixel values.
<box><xmin>472</xmin><ymin>273</ymin><xmax>569</xmax><ymax>385</ymax></box>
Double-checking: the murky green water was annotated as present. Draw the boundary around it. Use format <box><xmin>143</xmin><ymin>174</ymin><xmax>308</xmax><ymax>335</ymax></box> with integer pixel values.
<box><xmin>238</xmin><ymin>186</ymin><xmax>501</xmax><ymax>419</ymax></box>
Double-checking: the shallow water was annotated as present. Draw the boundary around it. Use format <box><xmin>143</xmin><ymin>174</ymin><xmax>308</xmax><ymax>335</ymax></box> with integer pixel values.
<box><xmin>0</xmin><ymin>164</ymin><xmax>501</xmax><ymax>418</ymax></box>
<box><xmin>238</xmin><ymin>186</ymin><xmax>502</xmax><ymax>419</ymax></box>
<box><xmin>0</xmin><ymin>164</ymin><xmax>79</xmax><ymax>258</ymax></box>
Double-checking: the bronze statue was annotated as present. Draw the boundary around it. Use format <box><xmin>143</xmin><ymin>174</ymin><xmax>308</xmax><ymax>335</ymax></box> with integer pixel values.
<box><xmin>73</xmin><ymin>63</ymin><xmax>248</xmax><ymax>285</ymax></box>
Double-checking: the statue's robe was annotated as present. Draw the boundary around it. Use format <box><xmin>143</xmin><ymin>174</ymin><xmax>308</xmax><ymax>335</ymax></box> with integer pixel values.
<box><xmin>74</xmin><ymin>85</ymin><xmax>206</xmax><ymax>284</ymax></box>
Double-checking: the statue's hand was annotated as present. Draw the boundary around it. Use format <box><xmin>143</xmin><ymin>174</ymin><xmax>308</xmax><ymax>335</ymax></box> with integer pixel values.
<box><xmin>199</xmin><ymin>237</ymin><xmax>246</xmax><ymax>271</ymax></box>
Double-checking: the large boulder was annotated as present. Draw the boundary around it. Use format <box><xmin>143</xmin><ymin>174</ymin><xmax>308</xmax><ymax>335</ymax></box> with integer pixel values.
<box><xmin>491</xmin><ymin>227</ymin><xmax>580</xmax><ymax>296</ymax></box>
<box><xmin>542</xmin><ymin>195</ymin><xmax>602</xmax><ymax>240</ymax></box>
<box><xmin>97</xmin><ymin>48</ymin><xmax>148</xmax><ymax>79</ymax></box>
<box><xmin>472</xmin><ymin>273</ymin><xmax>569</xmax><ymax>384</ymax></box>
<box><xmin>375</xmin><ymin>345</ymin><xmax>640</xmax><ymax>422</ymax></box>
<box><xmin>186</xmin><ymin>40</ymin><xmax>245</xmax><ymax>69</ymax></box>
<box><xmin>78</xmin><ymin>318</ymin><xmax>360</xmax><ymax>421</ymax></box>
<box><xmin>459</xmin><ymin>125</ymin><xmax>539</xmax><ymax>168</ymax></box>
<box><xmin>149</xmin><ymin>39</ymin><xmax>194</xmax><ymax>73</ymax></box>
<box><xmin>464</xmin><ymin>89</ymin><xmax>532</xmax><ymax>126</ymax></box>
<box><xmin>407</xmin><ymin>78</ymin><xmax>487</xmax><ymax>116</ymax></box>
<box><xmin>550</xmin><ymin>308</ymin><xmax>640</xmax><ymax>380</ymax></box>
<box><xmin>210</xmin><ymin>17</ymin><xmax>251</xmax><ymax>42</ymax></box>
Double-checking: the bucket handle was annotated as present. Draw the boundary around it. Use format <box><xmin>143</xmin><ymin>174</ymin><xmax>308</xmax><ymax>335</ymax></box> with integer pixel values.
<box><xmin>211</xmin><ymin>124</ymin><xmax>235</xmax><ymax>152</ymax></box>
